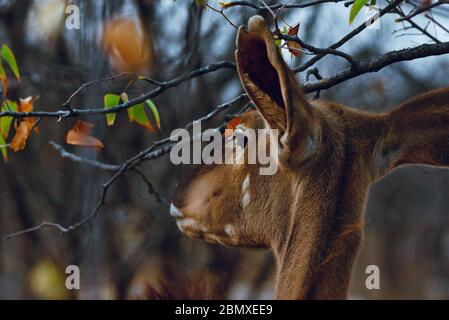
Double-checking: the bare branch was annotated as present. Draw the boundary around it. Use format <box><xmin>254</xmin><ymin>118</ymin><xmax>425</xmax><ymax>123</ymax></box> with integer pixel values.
<box><xmin>390</xmin><ymin>7</ymin><xmax>441</xmax><ymax>43</ymax></box>
<box><xmin>303</xmin><ymin>41</ymin><xmax>449</xmax><ymax>93</ymax></box>
<box><xmin>221</xmin><ymin>0</ymin><xmax>347</xmax><ymax>10</ymax></box>
<box><xmin>396</xmin><ymin>0</ymin><xmax>449</xmax><ymax>22</ymax></box>
<box><xmin>295</xmin><ymin>0</ymin><xmax>404</xmax><ymax>73</ymax></box>
<box><xmin>276</xmin><ymin>33</ymin><xmax>356</xmax><ymax>65</ymax></box>
<box><xmin>49</xmin><ymin>141</ymin><xmax>119</xmax><ymax>171</ymax></box>
<box><xmin>425</xmin><ymin>12</ymin><xmax>449</xmax><ymax>35</ymax></box>
<box><xmin>4</xmin><ymin>221</ymin><xmax>72</xmax><ymax>239</ymax></box>
<box><xmin>0</xmin><ymin>61</ymin><xmax>236</xmax><ymax>119</ymax></box>
<box><xmin>205</xmin><ymin>3</ymin><xmax>239</xmax><ymax>29</ymax></box>
<box><xmin>132</xmin><ymin>167</ymin><xmax>167</xmax><ymax>203</ymax></box>
<box><xmin>62</xmin><ymin>72</ymin><xmax>132</xmax><ymax>111</ymax></box>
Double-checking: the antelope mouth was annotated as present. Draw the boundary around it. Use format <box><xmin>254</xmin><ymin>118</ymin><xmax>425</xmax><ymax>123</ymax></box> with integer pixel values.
<box><xmin>235</xmin><ymin>15</ymin><xmax>286</xmax><ymax>110</ymax></box>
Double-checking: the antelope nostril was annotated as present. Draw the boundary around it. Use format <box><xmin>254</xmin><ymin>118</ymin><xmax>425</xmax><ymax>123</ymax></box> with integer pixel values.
<box><xmin>170</xmin><ymin>203</ymin><xmax>184</xmax><ymax>218</ymax></box>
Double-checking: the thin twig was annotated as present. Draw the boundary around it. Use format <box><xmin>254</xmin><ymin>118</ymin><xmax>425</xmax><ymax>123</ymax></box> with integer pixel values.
<box><xmin>396</xmin><ymin>0</ymin><xmax>449</xmax><ymax>22</ymax></box>
<box><xmin>63</xmin><ymin>72</ymin><xmax>131</xmax><ymax>111</ymax></box>
<box><xmin>391</xmin><ymin>6</ymin><xmax>441</xmax><ymax>43</ymax></box>
<box><xmin>0</xmin><ymin>61</ymin><xmax>236</xmax><ymax>119</ymax></box>
<box><xmin>425</xmin><ymin>12</ymin><xmax>449</xmax><ymax>34</ymax></box>
<box><xmin>294</xmin><ymin>0</ymin><xmax>404</xmax><ymax>73</ymax></box>
<box><xmin>132</xmin><ymin>167</ymin><xmax>167</xmax><ymax>203</ymax></box>
<box><xmin>4</xmin><ymin>221</ymin><xmax>72</xmax><ymax>239</ymax></box>
<box><xmin>49</xmin><ymin>141</ymin><xmax>119</xmax><ymax>171</ymax></box>
<box><xmin>303</xmin><ymin>40</ymin><xmax>449</xmax><ymax>93</ymax></box>
<box><xmin>276</xmin><ymin>33</ymin><xmax>356</xmax><ymax>65</ymax></box>
<box><xmin>205</xmin><ymin>3</ymin><xmax>239</xmax><ymax>29</ymax></box>
<box><xmin>222</xmin><ymin>0</ymin><xmax>347</xmax><ymax>10</ymax></box>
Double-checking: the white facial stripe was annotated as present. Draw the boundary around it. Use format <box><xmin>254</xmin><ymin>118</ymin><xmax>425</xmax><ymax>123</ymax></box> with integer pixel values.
<box><xmin>242</xmin><ymin>174</ymin><xmax>250</xmax><ymax>192</ymax></box>
<box><xmin>241</xmin><ymin>174</ymin><xmax>250</xmax><ymax>208</ymax></box>
<box><xmin>170</xmin><ymin>203</ymin><xmax>183</xmax><ymax>218</ymax></box>
<box><xmin>242</xmin><ymin>192</ymin><xmax>250</xmax><ymax>208</ymax></box>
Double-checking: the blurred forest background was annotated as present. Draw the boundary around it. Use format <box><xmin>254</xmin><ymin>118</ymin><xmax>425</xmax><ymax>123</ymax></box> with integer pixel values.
<box><xmin>1</xmin><ymin>0</ymin><xmax>449</xmax><ymax>299</ymax></box>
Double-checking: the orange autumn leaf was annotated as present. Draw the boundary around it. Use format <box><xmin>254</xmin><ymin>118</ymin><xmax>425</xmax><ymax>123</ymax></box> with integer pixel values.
<box><xmin>224</xmin><ymin>117</ymin><xmax>241</xmax><ymax>138</ymax></box>
<box><xmin>287</xmin><ymin>24</ymin><xmax>301</xmax><ymax>58</ymax></box>
<box><xmin>10</xmin><ymin>120</ymin><xmax>33</xmax><ymax>152</ymax></box>
<box><xmin>18</xmin><ymin>96</ymin><xmax>40</xmax><ymax>133</ymax></box>
<box><xmin>101</xmin><ymin>18</ymin><xmax>154</xmax><ymax>74</ymax></box>
<box><xmin>9</xmin><ymin>96</ymin><xmax>40</xmax><ymax>152</ymax></box>
<box><xmin>66</xmin><ymin>120</ymin><xmax>104</xmax><ymax>149</ymax></box>
<box><xmin>19</xmin><ymin>96</ymin><xmax>34</xmax><ymax>112</ymax></box>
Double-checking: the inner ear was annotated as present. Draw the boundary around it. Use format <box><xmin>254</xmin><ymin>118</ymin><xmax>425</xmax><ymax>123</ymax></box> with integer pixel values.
<box><xmin>237</xmin><ymin>37</ymin><xmax>285</xmax><ymax>110</ymax></box>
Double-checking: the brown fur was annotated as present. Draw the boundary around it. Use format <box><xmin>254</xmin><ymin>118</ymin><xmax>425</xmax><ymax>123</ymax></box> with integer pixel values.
<box><xmin>171</xmin><ymin>16</ymin><xmax>449</xmax><ymax>299</ymax></box>
<box><xmin>137</xmin><ymin>272</ymin><xmax>229</xmax><ymax>300</ymax></box>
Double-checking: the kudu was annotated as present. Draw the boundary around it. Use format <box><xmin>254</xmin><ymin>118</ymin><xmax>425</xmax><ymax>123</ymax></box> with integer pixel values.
<box><xmin>170</xmin><ymin>16</ymin><xmax>449</xmax><ymax>299</ymax></box>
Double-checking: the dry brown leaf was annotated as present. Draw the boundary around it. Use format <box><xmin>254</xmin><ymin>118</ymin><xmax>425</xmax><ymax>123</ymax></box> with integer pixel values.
<box><xmin>10</xmin><ymin>121</ymin><xmax>33</xmax><ymax>152</ymax></box>
<box><xmin>19</xmin><ymin>96</ymin><xmax>34</xmax><ymax>112</ymax></box>
<box><xmin>287</xmin><ymin>24</ymin><xmax>301</xmax><ymax>58</ymax></box>
<box><xmin>18</xmin><ymin>96</ymin><xmax>39</xmax><ymax>133</ymax></box>
<box><xmin>101</xmin><ymin>18</ymin><xmax>154</xmax><ymax>74</ymax></box>
<box><xmin>66</xmin><ymin>120</ymin><xmax>104</xmax><ymax>149</ymax></box>
<box><xmin>9</xmin><ymin>96</ymin><xmax>40</xmax><ymax>152</ymax></box>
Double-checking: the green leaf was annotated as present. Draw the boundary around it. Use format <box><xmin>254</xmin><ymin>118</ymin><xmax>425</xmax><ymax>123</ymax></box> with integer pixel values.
<box><xmin>104</xmin><ymin>93</ymin><xmax>121</xmax><ymax>126</ymax></box>
<box><xmin>349</xmin><ymin>0</ymin><xmax>369</xmax><ymax>25</ymax></box>
<box><xmin>0</xmin><ymin>45</ymin><xmax>20</xmax><ymax>80</ymax></box>
<box><xmin>119</xmin><ymin>93</ymin><xmax>135</xmax><ymax>121</ymax></box>
<box><xmin>370</xmin><ymin>0</ymin><xmax>376</xmax><ymax>5</ymax></box>
<box><xmin>0</xmin><ymin>133</ymin><xmax>7</xmax><ymax>162</ymax></box>
<box><xmin>274</xmin><ymin>37</ymin><xmax>282</xmax><ymax>48</ymax></box>
<box><xmin>0</xmin><ymin>58</ymin><xmax>5</xmax><ymax>79</ymax></box>
<box><xmin>1</xmin><ymin>100</ymin><xmax>17</xmax><ymax>139</ymax></box>
<box><xmin>7</xmin><ymin>99</ymin><xmax>18</xmax><ymax>111</ymax></box>
<box><xmin>129</xmin><ymin>103</ymin><xmax>154</xmax><ymax>131</ymax></box>
<box><xmin>145</xmin><ymin>99</ymin><xmax>160</xmax><ymax>129</ymax></box>
<box><xmin>0</xmin><ymin>59</ymin><xmax>6</xmax><ymax>96</ymax></box>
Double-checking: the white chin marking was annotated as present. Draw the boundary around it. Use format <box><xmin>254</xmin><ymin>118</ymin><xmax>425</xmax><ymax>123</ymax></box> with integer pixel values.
<box><xmin>170</xmin><ymin>203</ymin><xmax>184</xmax><ymax>218</ymax></box>
<box><xmin>176</xmin><ymin>218</ymin><xmax>208</xmax><ymax>232</ymax></box>
<box><xmin>176</xmin><ymin>218</ymin><xmax>197</xmax><ymax>229</ymax></box>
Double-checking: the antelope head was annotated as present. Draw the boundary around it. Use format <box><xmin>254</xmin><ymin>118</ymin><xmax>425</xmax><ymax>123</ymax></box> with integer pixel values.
<box><xmin>170</xmin><ymin>16</ymin><xmax>449</xmax><ymax>299</ymax></box>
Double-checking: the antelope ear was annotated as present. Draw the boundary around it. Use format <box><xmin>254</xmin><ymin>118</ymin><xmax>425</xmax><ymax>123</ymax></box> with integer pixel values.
<box><xmin>235</xmin><ymin>16</ymin><xmax>315</xmax><ymax>143</ymax></box>
<box><xmin>375</xmin><ymin>87</ymin><xmax>449</xmax><ymax>179</ymax></box>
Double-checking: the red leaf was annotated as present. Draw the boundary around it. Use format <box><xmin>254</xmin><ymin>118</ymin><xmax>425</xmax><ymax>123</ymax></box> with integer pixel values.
<box><xmin>224</xmin><ymin>117</ymin><xmax>241</xmax><ymax>138</ymax></box>
<box><xmin>66</xmin><ymin>120</ymin><xmax>104</xmax><ymax>149</ymax></box>
<box><xmin>287</xmin><ymin>24</ymin><xmax>301</xmax><ymax>57</ymax></box>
